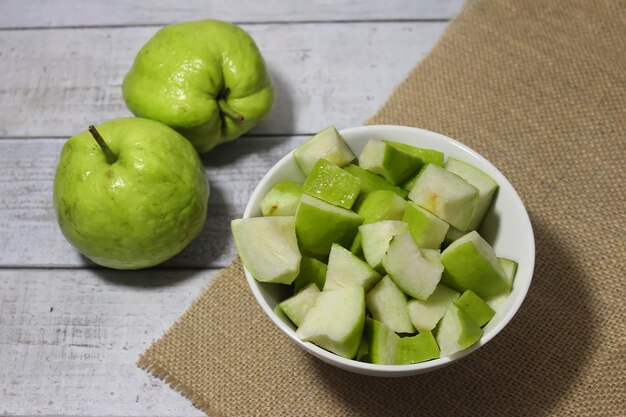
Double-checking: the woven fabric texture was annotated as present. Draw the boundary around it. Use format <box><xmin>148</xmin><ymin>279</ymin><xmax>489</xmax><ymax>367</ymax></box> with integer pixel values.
<box><xmin>139</xmin><ymin>0</ymin><xmax>626</xmax><ymax>415</ymax></box>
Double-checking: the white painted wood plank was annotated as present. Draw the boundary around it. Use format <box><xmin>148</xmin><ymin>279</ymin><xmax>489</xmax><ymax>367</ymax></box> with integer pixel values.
<box><xmin>0</xmin><ymin>268</ymin><xmax>214</xmax><ymax>416</ymax></box>
<box><xmin>0</xmin><ymin>22</ymin><xmax>447</xmax><ymax>137</ymax></box>
<box><xmin>0</xmin><ymin>136</ymin><xmax>305</xmax><ymax>268</ymax></box>
<box><xmin>0</xmin><ymin>0</ymin><xmax>462</xmax><ymax>28</ymax></box>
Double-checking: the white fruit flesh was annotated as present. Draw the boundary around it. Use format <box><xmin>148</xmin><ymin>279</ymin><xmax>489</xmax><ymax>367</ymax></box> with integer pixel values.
<box><xmin>357</xmin><ymin>140</ymin><xmax>386</xmax><ymax>176</ymax></box>
<box><xmin>444</xmin><ymin>157</ymin><xmax>498</xmax><ymax>231</ymax></box>
<box><xmin>324</xmin><ymin>244</ymin><xmax>382</xmax><ymax>292</ymax></box>
<box><xmin>383</xmin><ymin>232</ymin><xmax>443</xmax><ymax>300</ymax></box>
<box><xmin>407</xmin><ymin>284</ymin><xmax>460</xmax><ymax>332</ymax></box>
<box><xmin>296</xmin><ymin>286</ymin><xmax>365</xmax><ymax>359</ymax></box>
<box><xmin>365</xmin><ymin>276</ymin><xmax>415</xmax><ymax>333</ymax></box>
<box><xmin>408</xmin><ymin>164</ymin><xmax>479</xmax><ymax>231</ymax></box>
<box><xmin>279</xmin><ymin>283</ymin><xmax>320</xmax><ymax>327</ymax></box>
<box><xmin>293</xmin><ymin>126</ymin><xmax>355</xmax><ymax>175</ymax></box>
<box><xmin>231</xmin><ymin>216</ymin><xmax>301</xmax><ymax>284</ymax></box>
<box><xmin>360</xmin><ymin>220</ymin><xmax>409</xmax><ymax>273</ymax></box>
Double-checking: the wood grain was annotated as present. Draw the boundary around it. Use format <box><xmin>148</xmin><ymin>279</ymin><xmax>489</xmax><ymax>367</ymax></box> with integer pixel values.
<box><xmin>0</xmin><ymin>22</ymin><xmax>447</xmax><ymax>138</ymax></box>
<box><xmin>0</xmin><ymin>0</ymin><xmax>462</xmax><ymax>28</ymax></box>
<box><xmin>0</xmin><ymin>1</ymin><xmax>463</xmax><ymax>415</ymax></box>
<box><xmin>0</xmin><ymin>136</ymin><xmax>309</xmax><ymax>269</ymax></box>
<box><xmin>0</xmin><ymin>268</ymin><xmax>213</xmax><ymax>416</ymax></box>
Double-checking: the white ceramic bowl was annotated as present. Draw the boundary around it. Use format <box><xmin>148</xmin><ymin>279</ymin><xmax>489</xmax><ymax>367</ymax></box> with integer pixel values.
<box><xmin>243</xmin><ymin>125</ymin><xmax>534</xmax><ymax>377</ymax></box>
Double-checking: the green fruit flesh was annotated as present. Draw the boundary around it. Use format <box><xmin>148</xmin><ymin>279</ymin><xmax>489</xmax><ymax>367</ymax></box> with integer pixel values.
<box><xmin>358</xmin><ymin>140</ymin><xmax>422</xmax><ymax>185</ymax></box>
<box><xmin>498</xmin><ymin>257</ymin><xmax>518</xmax><ymax>286</ymax></box>
<box><xmin>408</xmin><ymin>164</ymin><xmax>479</xmax><ymax>231</ymax></box>
<box><xmin>295</xmin><ymin>194</ymin><xmax>363</xmax><ymax>256</ymax></box>
<box><xmin>349</xmin><ymin>231</ymin><xmax>364</xmax><ymax>257</ymax></box>
<box><xmin>356</xmin><ymin>336</ymin><xmax>370</xmax><ymax>362</ymax></box>
<box><xmin>442</xmin><ymin>225</ymin><xmax>466</xmax><ymax>248</ymax></box>
<box><xmin>360</xmin><ymin>220</ymin><xmax>409</xmax><ymax>273</ymax></box>
<box><xmin>53</xmin><ymin>118</ymin><xmax>209</xmax><ymax>269</ymax></box>
<box><xmin>444</xmin><ymin>157</ymin><xmax>498</xmax><ymax>230</ymax></box>
<box><xmin>441</xmin><ymin>231</ymin><xmax>510</xmax><ymax>298</ymax></box>
<box><xmin>324</xmin><ymin>244</ymin><xmax>382</xmax><ymax>292</ymax></box>
<box><xmin>454</xmin><ymin>290</ymin><xmax>495</xmax><ymax>327</ymax></box>
<box><xmin>486</xmin><ymin>257</ymin><xmax>518</xmax><ymax>311</ymax></box>
<box><xmin>279</xmin><ymin>283</ymin><xmax>320</xmax><ymax>327</ymax></box>
<box><xmin>365</xmin><ymin>276</ymin><xmax>415</xmax><ymax>334</ymax></box>
<box><xmin>123</xmin><ymin>20</ymin><xmax>274</xmax><ymax>152</ymax></box>
<box><xmin>303</xmin><ymin>159</ymin><xmax>361</xmax><ymax>209</ymax></box>
<box><xmin>356</xmin><ymin>190</ymin><xmax>406</xmax><ymax>224</ymax></box>
<box><xmin>293</xmin><ymin>256</ymin><xmax>328</xmax><ymax>292</ymax></box>
<box><xmin>402</xmin><ymin>201</ymin><xmax>450</xmax><ymax>249</ymax></box>
<box><xmin>407</xmin><ymin>284</ymin><xmax>460</xmax><ymax>333</ymax></box>
<box><xmin>294</xmin><ymin>126</ymin><xmax>355</xmax><ymax>175</ymax></box>
<box><xmin>261</xmin><ymin>181</ymin><xmax>303</xmax><ymax>216</ymax></box>
<box><xmin>342</xmin><ymin>164</ymin><xmax>407</xmax><ymax>198</ymax></box>
<box><xmin>364</xmin><ymin>318</ymin><xmax>400</xmax><ymax>365</ymax></box>
<box><xmin>296</xmin><ymin>286</ymin><xmax>365</xmax><ymax>359</ymax></box>
<box><xmin>395</xmin><ymin>332</ymin><xmax>440</xmax><ymax>365</ymax></box>
<box><xmin>383</xmin><ymin>233</ymin><xmax>443</xmax><ymax>300</ymax></box>
<box><xmin>231</xmin><ymin>216</ymin><xmax>301</xmax><ymax>284</ymax></box>
<box><xmin>383</xmin><ymin>141</ymin><xmax>444</xmax><ymax>167</ymax></box>
<box><xmin>436</xmin><ymin>304</ymin><xmax>483</xmax><ymax>356</ymax></box>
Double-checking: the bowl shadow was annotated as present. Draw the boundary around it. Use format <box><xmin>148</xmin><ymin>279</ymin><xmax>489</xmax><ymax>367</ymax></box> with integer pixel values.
<box><xmin>307</xmin><ymin>214</ymin><xmax>595</xmax><ymax>416</ymax></box>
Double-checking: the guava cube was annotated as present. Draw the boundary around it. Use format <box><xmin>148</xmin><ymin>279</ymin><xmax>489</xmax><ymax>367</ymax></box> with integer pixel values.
<box><xmin>349</xmin><ymin>231</ymin><xmax>364</xmax><ymax>257</ymax></box>
<box><xmin>454</xmin><ymin>290</ymin><xmax>495</xmax><ymax>327</ymax></box>
<box><xmin>408</xmin><ymin>164</ymin><xmax>479</xmax><ymax>231</ymax></box>
<box><xmin>342</xmin><ymin>164</ymin><xmax>407</xmax><ymax>198</ymax></box>
<box><xmin>293</xmin><ymin>256</ymin><xmax>327</xmax><ymax>292</ymax></box>
<box><xmin>445</xmin><ymin>157</ymin><xmax>498</xmax><ymax>230</ymax></box>
<box><xmin>402</xmin><ymin>201</ymin><xmax>450</xmax><ymax>249</ymax></box>
<box><xmin>436</xmin><ymin>304</ymin><xmax>483</xmax><ymax>356</ymax></box>
<box><xmin>407</xmin><ymin>284</ymin><xmax>460</xmax><ymax>333</ymax></box>
<box><xmin>365</xmin><ymin>276</ymin><xmax>415</xmax><ymax>334</ymax></box>
<box><xmin>295</xmin><ymin>194</ymin><xmax>363</xmax><ymax>256</ymax></box>
<box><xmin>486</xmin><ymin>257</ymin><xmax>518</xmax><ymax>311</ymax></box>
<box><xmin>294</xmin><ymin>126</ymin><xmax>355</xmax><ymax>175</ymax></box>
<box><xmin>358</xmin><ymin>140</ymin><xmax>422</xmax><ymax>185</ymax></box>
<box><xmin>441</xmin><ymin>231</ymin><xmax>510</xmax><ymax>298</ymax></box>
<box><xmin>363</xmin><ymin>318</ymin><xmax>399</xmax><ymax>365</ymax></box>
<box><xmin>356</xmin><ymin>189</ymin><xmax>406</xmax><ymax>224</ymax></box>
<box><xmin>442</xmin><ymin>225</ymin><xmax>466</xmax><ymax>248</ymax></box>
<box><xmin>360</xmin><ymin>220</ymin><xmax>409</xmax><ymax>273</ymax></box>
<box><xmin>303</xmin><ymin>159</ymin><xmax>361</xmax><ymax>209</ymax></box>
<box><xmin>383</xmin><ymin>232</ymin><xmax>443</xmax><ymax>300</ymax></box>
<box><xmin>279</xmin><ymin>283</ymin><xmax>320</xmax><ymax>327</ymax></box>
<box><xmin>296</xmin><ymin>286</ymin><xmax>365</xmax><ymax>359</ymax></box>
<box><xmin>324</xmin><ymin>243</ymin><xmax>382</xmax><ymax>292</ymax></box>
<box><xmin>260</xmin><ymin>181</ymin><xmax>303</xmax><ymax>216</ymax></box>
<box><xmin>384</xmin><ymin>141</ymin><xmax>444</xmax><ymax>167</ymax></box>
<box><xmin>395</xmin><ymin>332</ymin><xmax>440</xmax><ymax>364</ymax></box>
<box><xmin>232</xmin><ymin>217</ymin><xmax>301</xmax><ymax>284</ymax></box>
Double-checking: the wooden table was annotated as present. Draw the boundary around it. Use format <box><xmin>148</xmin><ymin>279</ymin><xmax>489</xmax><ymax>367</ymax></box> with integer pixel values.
<box><xmin>0</xmin><ymin>1</ymin><xmax>462</xmax><ymax>415</ymax></box>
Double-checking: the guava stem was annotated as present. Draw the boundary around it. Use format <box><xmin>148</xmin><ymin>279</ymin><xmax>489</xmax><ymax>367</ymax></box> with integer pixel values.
<box><xmin>217</xmin><ymin>98</ymin><xmax>245</xmax><ymax>124</ymax></box>
<box><xmin>88</xmin><ymin>125</ymin><xmax>117</xmax><ymax>164</ymax></box>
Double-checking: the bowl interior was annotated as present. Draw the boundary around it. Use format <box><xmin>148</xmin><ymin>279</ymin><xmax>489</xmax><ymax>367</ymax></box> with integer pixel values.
<box><xmin>243</xmin><ymin>125</ymin><xmax>534</xmax><ymax>376</ymax></box>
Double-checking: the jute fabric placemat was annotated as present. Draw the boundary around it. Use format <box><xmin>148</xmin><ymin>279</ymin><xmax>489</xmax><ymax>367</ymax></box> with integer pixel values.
<box><xmin>139</xmin><ymin>0</ymin><xmax>625</xmax><ymax>415</ymax></box>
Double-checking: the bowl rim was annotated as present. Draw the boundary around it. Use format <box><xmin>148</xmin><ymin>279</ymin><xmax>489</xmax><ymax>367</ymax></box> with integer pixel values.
<box><xmin>243</xmin><ymin>124</ymin><xmax>535</xmax><ymax>375</ymax></box>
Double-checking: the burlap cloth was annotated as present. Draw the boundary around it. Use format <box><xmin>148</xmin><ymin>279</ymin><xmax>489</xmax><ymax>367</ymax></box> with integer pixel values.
<box><xmin>138</xmin><ymin>0</ymin><xmax>625</xmax><ymax>415</ymax></box>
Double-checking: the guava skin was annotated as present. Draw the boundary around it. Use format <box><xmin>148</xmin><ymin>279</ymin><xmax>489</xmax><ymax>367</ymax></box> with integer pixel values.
<box><xmin>53</xmin><ymin>118</ymin><xmax>209</xmax><ymax>269</ymax></box>
<box><xmin>122</xmin><ymin>19</ymin><xmax>275</xmax><ymax>153</ymax></box>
